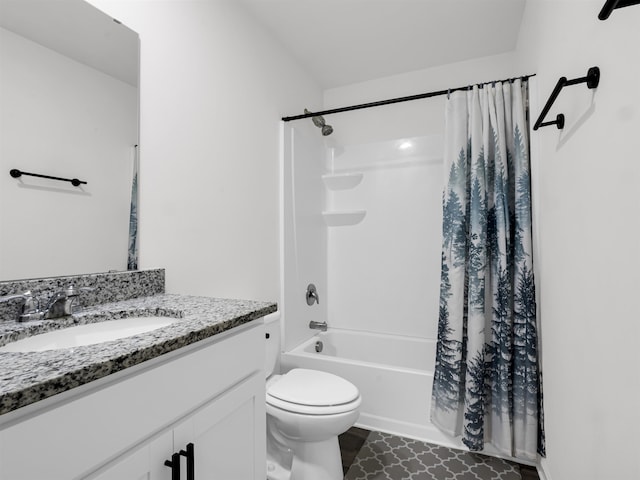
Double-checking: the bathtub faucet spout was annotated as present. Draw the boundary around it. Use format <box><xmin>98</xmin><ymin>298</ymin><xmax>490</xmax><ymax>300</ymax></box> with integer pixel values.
<box><xmin>309</xmin><ymin>321</ymin><xmax>327</xmax><ymax>332</ymax></box>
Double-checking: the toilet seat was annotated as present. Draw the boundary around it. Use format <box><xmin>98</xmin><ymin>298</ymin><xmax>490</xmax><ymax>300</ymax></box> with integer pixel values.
<box><xmin>266</xmin><ymin>369</ymin><xmax>361</xmax><ymax>415</ymax></box>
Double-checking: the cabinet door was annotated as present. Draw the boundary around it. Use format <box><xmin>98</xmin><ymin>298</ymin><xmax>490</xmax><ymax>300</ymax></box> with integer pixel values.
<box><xmin>91</xmin><ymin>431</ymin><xmax>173</xmax><ymax>480</ymax></box>
<box><xmin>173</xmin><ymin>373</ymin><xmax>266</xmax><ymax>480</ymax></box>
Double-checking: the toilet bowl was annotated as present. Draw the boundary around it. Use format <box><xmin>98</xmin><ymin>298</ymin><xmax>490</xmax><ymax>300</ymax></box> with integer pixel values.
<box><xmin>264</xmin><ymin>313</ymin><xmax>361</xmax><ymax>480</ymax></box>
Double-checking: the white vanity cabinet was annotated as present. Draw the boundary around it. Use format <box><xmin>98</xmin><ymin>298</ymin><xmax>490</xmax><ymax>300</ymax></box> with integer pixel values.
<box><xmin>0</xmin><ymin>321</ymin><xmax>266</xmax><ymax>480</ymax></box>
<box><xmin>93</xmin><ymin>373</ymin><xmax>264</xmax><ymax>480</ymax></box>
<box><xmin>91</xmin><ymin>431</ymin><xmax>173</xmax><ymax>480</ymax></box>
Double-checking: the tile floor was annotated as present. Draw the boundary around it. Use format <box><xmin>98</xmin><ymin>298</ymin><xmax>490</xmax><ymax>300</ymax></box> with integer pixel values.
<box><xmin>339</xmin><ymin>428</ymin><xmax>540</xmax><ymax>480</ymax></box>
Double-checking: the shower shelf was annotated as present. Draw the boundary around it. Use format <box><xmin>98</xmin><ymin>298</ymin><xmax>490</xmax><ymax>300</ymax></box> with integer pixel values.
<box><xmin>322</xmin><ymin>210</ymin><xmax>366</xmax><ymax>227</ymax></box>
<box><xmin>322</xmin><ymin>172</ymin><xmax>363</xmax><ymax>190</ymax></box>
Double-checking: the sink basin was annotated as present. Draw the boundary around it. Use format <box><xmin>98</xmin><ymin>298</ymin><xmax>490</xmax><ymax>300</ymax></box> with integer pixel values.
<box><xmin>0</xmin><ymin>317</ymin><xmax>179</xmax><ymax>352</ymax></box>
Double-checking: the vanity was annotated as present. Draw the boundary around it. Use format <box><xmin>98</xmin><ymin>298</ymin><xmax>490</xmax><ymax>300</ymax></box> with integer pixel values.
<box><xmin>0</xmin><ymin>269</ymin><xmax>277</xmax><ymax>479</ymax></box>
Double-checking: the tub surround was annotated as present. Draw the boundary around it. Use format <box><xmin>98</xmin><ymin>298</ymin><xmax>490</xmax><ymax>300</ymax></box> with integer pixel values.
<box><xmin>0</xmin><ymin>270</ymin><xmax>277</xmax><ymax>416</ymax></box>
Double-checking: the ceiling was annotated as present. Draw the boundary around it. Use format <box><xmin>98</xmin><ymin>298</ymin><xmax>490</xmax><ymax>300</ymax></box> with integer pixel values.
<box><xmin>238</xmin><ymin>0</ymin><xmax>527</xmax><ymax>90</ymax></box>
<box><xmin>0</xmin><ymin>0</ymin><xmax>139</xmax><ymax>86</ymax></box>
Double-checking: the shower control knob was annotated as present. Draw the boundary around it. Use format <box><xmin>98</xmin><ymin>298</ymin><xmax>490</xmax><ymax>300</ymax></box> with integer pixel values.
<box><xmin>306</xmin><ymin>284</ymin><xmax>319</xmax><ymax>305</ymax></box>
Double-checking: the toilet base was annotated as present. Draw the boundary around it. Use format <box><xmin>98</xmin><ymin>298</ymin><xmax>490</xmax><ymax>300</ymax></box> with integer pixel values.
<box><xmin>266</xmin><ymin>456</ymin><xmax>291</xmax><ymax>480</ymax></box>
<box><xmin>267</xmin><ymin>435</ymin><xmax>343</xmax><ymax>480</ymax></box>
<box><xmin>290</xmin><ymin>437</ymin><xmax>342</xmax><ymax>480</ymax></box>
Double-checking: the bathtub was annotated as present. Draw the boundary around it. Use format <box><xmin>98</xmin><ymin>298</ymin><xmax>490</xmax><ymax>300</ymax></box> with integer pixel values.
<box><xmin>280</xmin><ymin>328</ymin><xmax>456</xmax><ymax>448</ymax></box>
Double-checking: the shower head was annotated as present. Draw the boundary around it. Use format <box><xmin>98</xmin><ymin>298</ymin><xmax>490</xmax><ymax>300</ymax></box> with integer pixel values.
<box><xmin>304</xmin><ymin>108</ymin><xmax>333</xmax><ymax>136</ymax></box>
<box><xmin>305</xmin><ymin>108</ymin><xmax>325</xmax><ymax>128</ymax></box>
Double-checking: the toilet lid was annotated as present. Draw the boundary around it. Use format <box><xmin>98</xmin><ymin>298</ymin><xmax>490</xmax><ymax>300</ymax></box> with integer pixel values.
<box><xmin>267</xmin><ymin>368</ymin><xmax>359</xmax><ymax>407</ymax></box>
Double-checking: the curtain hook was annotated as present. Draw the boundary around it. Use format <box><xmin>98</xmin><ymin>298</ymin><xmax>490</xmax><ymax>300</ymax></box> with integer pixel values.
<box><xmin>447</xmin><ymin>88</ymin><xmax>450</xmax><ymax>99</ymax></box>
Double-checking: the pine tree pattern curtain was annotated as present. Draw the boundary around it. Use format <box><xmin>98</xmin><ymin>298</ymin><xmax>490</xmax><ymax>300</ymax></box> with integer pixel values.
<box><xmin>431</xmin><ymin>79</ymin><xmax>544</xmax><ymax>461</ymax></box>
<box><xmin>127</xmin><ymin>145</ymin><xmax>138</xmax><ymax>270</ymax></box>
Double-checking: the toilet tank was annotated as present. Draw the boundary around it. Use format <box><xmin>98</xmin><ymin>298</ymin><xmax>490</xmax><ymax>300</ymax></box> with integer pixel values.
<box><xmin>263</xmin><ymin>311</ymin><xmax>281</xmax><ymax>378</ymax></box>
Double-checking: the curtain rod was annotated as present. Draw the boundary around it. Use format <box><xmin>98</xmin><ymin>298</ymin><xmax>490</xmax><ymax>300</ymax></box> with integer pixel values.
<box><xmin>282</xmin><ymin>73</ymin><xmax>536</xmax><ymax>122</ymax></box>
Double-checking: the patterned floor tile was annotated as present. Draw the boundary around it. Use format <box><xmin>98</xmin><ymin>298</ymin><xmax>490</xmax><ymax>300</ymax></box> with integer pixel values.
<box><xmin>340</xmin><ymin>427</ymin><xmax>371</xmax><ymax>474</ymax></box>
<box><xmin>344</xmin><ymin>430</ymin><xmax>523</xmax><ymax>480</ymax></box>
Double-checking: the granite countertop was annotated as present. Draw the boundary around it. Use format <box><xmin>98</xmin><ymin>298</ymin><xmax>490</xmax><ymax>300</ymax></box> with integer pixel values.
<box><xmin>0</xmin><ymin>294</ymin><xmax>277</xmax><ymax>416</ymax></box>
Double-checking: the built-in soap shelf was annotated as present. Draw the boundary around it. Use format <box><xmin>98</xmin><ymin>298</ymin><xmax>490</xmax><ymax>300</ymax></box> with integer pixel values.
<box><xmin>322</xmin><ymin>172</ymin><xmax>363</xmax><ymax>190</ymax></box>
<box><xmin>322</xmin><ymin>172</ymin><xmax>366</xmax><ymax>226</ymax></box>
<box><xmin>322</xmin><ymin>210</ymin><xmax>366</xmax><ymax>227</ymax></box>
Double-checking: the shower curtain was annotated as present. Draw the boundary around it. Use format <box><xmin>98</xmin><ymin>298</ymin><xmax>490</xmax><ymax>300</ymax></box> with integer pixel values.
<box><xmin>431</xmin><ymin>79</ymin><xmax>544</xmax><ymax>461</ymax></box>
<box><xmin>127</xmin><ymin>145</ymin><xmax>139</xmax><ymax>270</ymax></box>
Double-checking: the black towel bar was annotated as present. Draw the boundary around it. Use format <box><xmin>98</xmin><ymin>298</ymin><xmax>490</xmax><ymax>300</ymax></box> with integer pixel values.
<box><xmin>9</xmin><ymin>169</ymin><xmax>87</xmax><ymax>186</ymax></box>
<box><xmin>533</xmin><ymin>67</ymin><xmax>600</xmax><ymax>131</ymax></box>
<box><xmin>599</xmin><ymin>0</ymin><xmax>640</xmax><ymax>20</ymax></box>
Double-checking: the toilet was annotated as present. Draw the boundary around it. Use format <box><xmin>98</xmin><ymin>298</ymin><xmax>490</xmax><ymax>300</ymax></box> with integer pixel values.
<box><xmin>264</xmin><ymin>313</ymin><xmax>361</xmax><ymax>480</ymax></box>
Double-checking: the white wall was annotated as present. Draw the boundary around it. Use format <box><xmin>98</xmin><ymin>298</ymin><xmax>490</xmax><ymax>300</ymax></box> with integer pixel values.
<box><xmin>515</xmin><ymin>2</ymin><xmax>640</xmax><ymax>480</ymax></box>
<box><xmin>321</xmin><ymin>53</ymin><xmax>519</xmax><ymax>339</ymax></box>
<box><xmin>0</xmin><ymin>26</ymin><xmax>136</xmax><ymax>280</ymax></box>
<box><xmin>87</xmin><ymin>0</ymin><xmax>322</xmax><ymax>302</ymax></box>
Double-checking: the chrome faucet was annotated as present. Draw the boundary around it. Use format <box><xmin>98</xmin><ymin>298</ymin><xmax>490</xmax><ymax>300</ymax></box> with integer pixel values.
<box><xmin>42</xmin><ymin>285</ymin><xmax>84</xmax><ymax>319</ymax></box>
<box><xmin>0</xmin><ymin>285</ymin><xmax>94</xmax><ymax>322</ymax></box>
<box><xmin>309</xmin><ymin>321</ymin><xmax>327</xmax><ymax>332</ymax></box>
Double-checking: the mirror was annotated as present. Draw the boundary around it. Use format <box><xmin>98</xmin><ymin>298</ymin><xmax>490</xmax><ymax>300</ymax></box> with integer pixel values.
<box><xmin>0</xmin><ymin>0</ymin><xmax>139</xmax><ymax>281</ymax></box>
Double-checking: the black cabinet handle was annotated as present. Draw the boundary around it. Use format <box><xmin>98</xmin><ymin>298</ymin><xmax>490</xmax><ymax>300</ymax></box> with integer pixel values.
<box><xmin>180</xmin><ymin>443</ymin><xmax>195</xmax><ymax>480</ymax></box>
<box><xmin>164</xmin><ymin>452</ymin><xmax>181</xmax><ymax>480</ymax></box>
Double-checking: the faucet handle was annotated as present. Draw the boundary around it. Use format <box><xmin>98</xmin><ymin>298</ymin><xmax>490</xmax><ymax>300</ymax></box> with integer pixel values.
<box><xmin>0</xmin><ymin>293</ymin><xmax>28</xmax><ymax>304</ymax></box>
<box><xmin>0</xmin><ymin>291</ymin><xmax>41</xmax><ymax>319</ymax></box>
<box><xmin>63</xmin><ymin>284</ymin><xmax>80</xmax><ymax>296</ymax></box>
<box><xmin>306</xmin><ymin>284</ymin><xmax>319</xmax><ymax>306</ymax></box>
<box><xmin>21</xmin><ymin>290</ymin><xmax>39</xmax><ymax>313</ymax></box>
<box><xmin>0</xmin><ymin>290</ymin><xmax>37</xmax><ymax>307</ymax></box>
<box><xmin>62</xmin><ymin>285</ymin><xmax>95</xmax><ymax>296</ymax></box>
